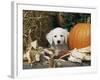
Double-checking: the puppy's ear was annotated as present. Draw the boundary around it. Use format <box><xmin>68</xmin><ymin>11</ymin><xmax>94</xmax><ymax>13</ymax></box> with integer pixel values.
<box><xmin>63</xmin><ymin>29</ymin><xmax>69</xmax><ymax>44</ymax></box>
<box><xmin>63</xmin><ymin>29</ymin><xmax>69</xmax><ymax>36</ymax></box>
<box><xmin>46</xmin><ymin>30</ymin><xmax>53</xmax><ymax>46</ymax></box>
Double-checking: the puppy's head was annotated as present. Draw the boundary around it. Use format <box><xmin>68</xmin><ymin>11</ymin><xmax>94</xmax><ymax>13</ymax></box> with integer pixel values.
<box><xmin>46</xmin><ymin>27</ymin><xmax>69</xmax><ymax>46</ymax></box>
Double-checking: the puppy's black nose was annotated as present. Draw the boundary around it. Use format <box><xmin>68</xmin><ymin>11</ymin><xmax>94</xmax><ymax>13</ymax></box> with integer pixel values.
<box><xmin>57</xmin><ymin>40</ymin><xmax>60</xmax><ymax>44</ymax></box>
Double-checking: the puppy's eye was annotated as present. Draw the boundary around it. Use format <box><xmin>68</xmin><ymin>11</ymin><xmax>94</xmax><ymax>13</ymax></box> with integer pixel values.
<box><xmin>60</xmin><ymin>35</ymin><xmax>63</xmax><ymax>37</ymax></box>
<box><xmin>54</xmin><ymin>35</ymin><xmax>57</xmax><ymax>37</ymax></box>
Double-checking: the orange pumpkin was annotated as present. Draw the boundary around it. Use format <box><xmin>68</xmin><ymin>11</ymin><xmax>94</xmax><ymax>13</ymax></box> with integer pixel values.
<box><xmin>68</xmin><ymin>23</ymin><xmax>91</xmax><ymax>49</ymax></box>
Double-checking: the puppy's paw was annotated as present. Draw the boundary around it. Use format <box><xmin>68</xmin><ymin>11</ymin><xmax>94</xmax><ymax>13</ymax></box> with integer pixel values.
<box><xmin>68</xmin><ymin>55</ymin><xmax>82</xmax><ymax>63</ymax></box>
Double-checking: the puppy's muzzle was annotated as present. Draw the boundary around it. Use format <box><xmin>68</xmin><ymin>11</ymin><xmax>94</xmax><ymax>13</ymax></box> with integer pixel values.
<box><xmin>57</xmin><ymin>40</ymin><xmax>61</xmax><ymax>44</ymax></box>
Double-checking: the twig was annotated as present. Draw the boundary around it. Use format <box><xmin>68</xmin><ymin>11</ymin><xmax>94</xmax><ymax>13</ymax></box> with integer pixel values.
<box><xmin>59</xmin><ymin>52</ymin><xmax>70</xmax><ymax>59</ymax></box>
